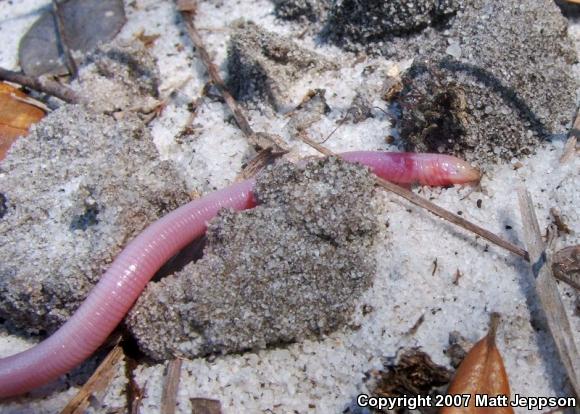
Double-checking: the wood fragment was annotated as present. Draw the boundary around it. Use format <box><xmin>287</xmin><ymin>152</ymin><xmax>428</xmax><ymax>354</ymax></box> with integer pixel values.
<box><xmin>381</xmin><ymin>76</ymin><xmax>403</xmax><ymax>101</ymax></box>
<box><xmin>550</xmin><ymin>207</ymin><xmax>571</xmax><ymax>235</ymax></box>
<box><xmin>124</xmin><ymin>351</ymin><xmax>144</xmax><ymax>414</ymax></box>
<box><xmin>161</xmin><ymin>358</ymin><xmax>183</xmax><ymax>414</ymax></box>
<box><xmin>431</xmin><ymin>258</ymin><xmax>438</xmax><ymax>276</ymax></box>
<box><xmin>297</xmin><ymin>132</ymin><xmax>530</xmax><ymax>261</ymax></box>
<box><xmin>61</xmin><ymin>339</ymin><xmax>124</xmax><ymax>414</ymax></box>
<box><xmin>237</xmin><ymin>149</ymin><xmax>277</xmax><ymax>180</ymax></box>
<box><xmin>52</xmin><ymin>0</ymin><xmax>78</xmax><ymax>77</ymax></box>
<box><xmin>517</xmin><ymin>188</ymin><xmax>580</xmax><ymax>396</ymax></box>
<box><xmin>561</xmin><ymin>111</ymin><xmax>580</xmax><ymax>163</ymax></box>
<box><xmin>136</xmin><ymin>29</ymin><xmax>161</xmax><ymax>48</ymax></box>
<box><xmin>0</xmin><ymin>67</ymin><xmax>81</xmax><ymax>103</ymax></box>
<box><xmin>552</xmin><ymin>245</ymin><xmax>580</xmax><ymax>291</ymax></box>
<box><xmin>405</xmin><ymin>314</ymin><xmax>425</xmax><ymax>336</ymax></box>
<box><xmin>452</xmin><ymin>269</ymin><xmax>463</xmax><ymax>285</ymax></box>
<box><xmin>560</xmin><ymin>136</ymin><xmax>577</xmax><ymax>164</ymax></box>
<box><xmin>8</xmin><ymin>92</ymin><xmax>51</xmax><ymax>113</ymax></box>
<box><xmin>190</xmin><ymin>398</ymin><xmax>222</xmax><ymax>414</ymax></box>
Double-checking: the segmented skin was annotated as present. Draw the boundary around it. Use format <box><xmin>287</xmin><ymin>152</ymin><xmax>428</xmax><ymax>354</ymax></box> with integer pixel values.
<box><xmin>0</xmin><ymin>152</ymin><xmax>479</xmax><ymax>398</ymax></box>
<box><xmin>340</xmin><ymin>152</ymin><xmax>481</xmax><ymax>186</ymax></box>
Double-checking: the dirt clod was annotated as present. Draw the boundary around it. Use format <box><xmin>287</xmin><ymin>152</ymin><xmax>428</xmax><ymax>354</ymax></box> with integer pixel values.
<box><xmin>127</xmin><ymin>157</ymin><xmax>378</xmax><ymax>360</ymax></box>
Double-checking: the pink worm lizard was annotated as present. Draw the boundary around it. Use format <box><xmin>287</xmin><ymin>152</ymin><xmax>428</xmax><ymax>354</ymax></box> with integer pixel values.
<box><xmin>0</xmin><ymin>152</ymin><xmax>479</xmax><ymax>398</ymax></box>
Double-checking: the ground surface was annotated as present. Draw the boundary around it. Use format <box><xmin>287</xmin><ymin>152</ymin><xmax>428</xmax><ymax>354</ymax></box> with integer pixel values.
<box><xmin>0</xmin><ymin>0</ymin><xmax>579</xmax><ymax>413</ymax></box>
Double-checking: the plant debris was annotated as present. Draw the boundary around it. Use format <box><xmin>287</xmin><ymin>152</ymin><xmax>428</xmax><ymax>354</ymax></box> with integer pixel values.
<box><xmin>0</xmin><ymin>82</ymin><xmax>45</xmax><ymax>160</ymax></box>
<box><xmin>160</xmin><ymin>359</ymin><xmax>182</xmax><ymax>414</ymax></box>
<box><xmin>19</xmin><ymin>0</ymin><xmax>126</xmax><ymax>77</ymax></box>
<box><xmin>444</xmin><ymin>331</ymin><xmax>473</xmax><ymax>369</ymax></box>
<box><xmin>518</xmin><ymin>189</ymin><xmax>580</xmax><ymax>395</ymax></box>
<box><xmin>552</xmin><ymin>245</ymin><xmax>580</xmax><ymax>291</ymax></box>
<box><xmin>442</xmin><ymin>313</ymin><xmax>513</xmax><ymax>414</ymax></box>
<box><xmin>190</xmin><ymin>398</ymin><xmax>222</xmax><ymax>414</ymax></box>
<box><xmin>367</xmin><ymin>348</ymin><xmax>452</xmax><ymax>412</ymax></box>
<box><xmin>60</xmin><ymin>339</ymin><xmax>125</xmax><ymax>414</ymax></box>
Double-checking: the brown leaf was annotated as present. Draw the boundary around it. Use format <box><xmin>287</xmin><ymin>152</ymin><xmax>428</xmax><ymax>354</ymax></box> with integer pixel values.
<box><xmin>0</xmin><ymin>83</ymin><xmax>45</xmax><ymax>160</ymax></box>
<box><xmin>441</xmin><ymin>313</ymin><xmax>514</xmax><ymax>414</ymax></box>
<box><xmin>18</xmin><ymin>0</ymin><xmax>126</xmax><ymax>76</ymax></box>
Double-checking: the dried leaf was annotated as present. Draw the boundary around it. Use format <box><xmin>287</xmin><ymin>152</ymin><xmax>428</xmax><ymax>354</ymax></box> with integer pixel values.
<box><xmin>0</xmin><ymin>83</ymin><xmax>45</xmax><ymax>160</ymax></box>
<box><xmin>441</xmin><ymin>313</ymin><xmax>514</xmax><ymax>414</ymax></box>
<box><xmin>19</xmin><ymin>0</ymin><xmax>126</xmax><ymax>76</ymax></box>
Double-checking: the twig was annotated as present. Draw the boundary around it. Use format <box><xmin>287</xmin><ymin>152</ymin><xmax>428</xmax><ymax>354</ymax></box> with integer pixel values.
<box><xmin>560</xmin><ymin>136</ymin><xmax>577</xmax><ymax>164</ymax></box>
<box><xmin>0</xmin><ymin>67</ymin><xmax>81</xmax><ymax>103</ymax></box>
<box><xmin>61</xmin><ymin>337</ymin><xmax>124</xmax><ymax>414</ymax></box>
<box><xmin>297</xmin><ymin>132</ymin><xmax>530</xmax><ymax>261</ymax></box>
<box><xmin>517</xmin><ymin>188</ymin><xmax>580</xmax><ymax>397</ymax></box>
<box><xmin>177</xmin><ymin>3</ymin><xmax>252</xmax><ymax>137</ymax></box>
<box><xmin>52</xmin><ymin>0</ymin><xmax>78</xmax><ymax>78</ymax></box>
<box><xmin>177</xmin><ymin>2</ymin><xmax>287</xmax><ymax>153</ymax></box>
<box><xmin>9</xmin><ymin>92</ymin><xmax>51</xmax><ymax>112</ymax></box>
<box><xmin>237</xmin><ymin>148</ymin><xmax>277</xmax><ymax>180</ymax></box>
<box><xmin>561</xmin><ymin>110</ymin><xmax>579</xmax><ymax>163</ymax></box>
<box><xmin>160</xmin><ymin>359</ymin><xmax>183</xmax><ymax>414</ymax></box>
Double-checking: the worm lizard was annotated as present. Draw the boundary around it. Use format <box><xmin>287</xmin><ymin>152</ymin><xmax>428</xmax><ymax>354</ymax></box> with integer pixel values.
<box><xmin>0</xmin><ymin>151</ymin><xmax>479</xmax><ymax>397</ymax></box>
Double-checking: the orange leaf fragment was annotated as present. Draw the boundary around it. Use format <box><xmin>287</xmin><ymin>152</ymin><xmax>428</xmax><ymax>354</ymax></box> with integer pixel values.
<box><xmin>0</xmin><ymin>82</ymin><xmax>45</xmax><ymax>160</ymax></box>
<box><xmin>441</xmin><ymin>313</ymin><xmax>514</xmax><ymax>414</ymax></box>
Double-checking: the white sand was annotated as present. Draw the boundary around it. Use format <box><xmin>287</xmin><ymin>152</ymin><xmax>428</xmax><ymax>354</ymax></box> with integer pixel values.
<box><xmin>0</xmin><ymin>0</ymin><xmax>578</xmax><ymax>413</ymax></box>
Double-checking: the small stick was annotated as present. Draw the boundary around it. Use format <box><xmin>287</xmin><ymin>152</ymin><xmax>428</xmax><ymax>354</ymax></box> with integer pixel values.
<box><xmin>160</xmin><ymin>359</ymin><xmax>183</xmax><ymax>414</ymax></box>
<box><xmin>177</xmin><ymin>3</ymin><xmax>252</xmax><ymax>137</ymax></box>
<box><xmin>561</xmin><ymin>110</ymin><xmax>580</xmax><ymax>163</ymax></box>
<box><xmin>9</xmin><ymin>92</ymin><xmax>51</xmax><ymax>112</ymax></box>
<box><xmin>298</xmin><ymin>132</ymin><xmax>530</xmax><ymax>261</ymax></box>
<box><xmin>52</xmin><ymin>0</ymin><xmax>78</xmax><ymax>78</ymax></box>
<box><xmin>177</xmin><ymin>2</ymin><xmax>287</xmax><ymax>153</ymax></box>
<box><xmin>61</xmin><ymin>338</ymin><xmax>124</xmax><ymax>414</ymax></box>
<box><xmin>0</xmin><ymin>67</ymin><xmax>81</xmax><ymax>103</ymax></box>
<box><xmin>560</xmin><ymin>136</ymin><xmax>577</xmax><ymax>164</ymax></box>
<box><xmin>517</xmin><ymin>188</ymin><xmax>580</xmax><ymax>397</ymax></box>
